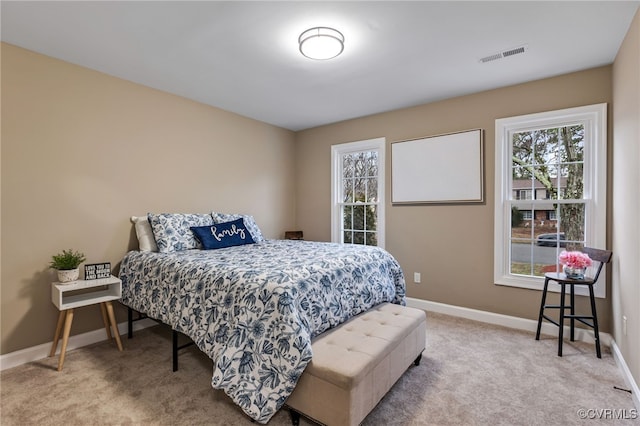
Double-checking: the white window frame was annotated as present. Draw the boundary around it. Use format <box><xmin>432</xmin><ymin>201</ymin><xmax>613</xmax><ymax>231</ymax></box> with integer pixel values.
<box><xmin>494</xmin><ymin>103</ymin><xmax>607</xmax><ymax>297</ymax></box>
<box><xmin>331</xmin><ymin>138</ymin><xmax>386</xmax><ymax>248</ymax></box>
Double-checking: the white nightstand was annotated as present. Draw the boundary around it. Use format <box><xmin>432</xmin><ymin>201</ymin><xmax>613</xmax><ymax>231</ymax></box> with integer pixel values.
<box><xmin>49</xmin><ymin>275</ymin><xmax>123</xmax><ymax>371</ymax></box>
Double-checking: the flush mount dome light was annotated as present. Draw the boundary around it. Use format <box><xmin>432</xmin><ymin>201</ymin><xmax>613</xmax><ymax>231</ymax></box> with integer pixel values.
<box><xmin>299</xmin><ymin>27</ymin><xmax>344</xmax><ymax>60</ymax></box>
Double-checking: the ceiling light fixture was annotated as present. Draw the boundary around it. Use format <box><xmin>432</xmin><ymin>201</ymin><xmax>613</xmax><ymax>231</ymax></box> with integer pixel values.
<box><xmin>298</xmin><ymin>27</ymin><xmax>344</xmax><ymax>60</ymax></box>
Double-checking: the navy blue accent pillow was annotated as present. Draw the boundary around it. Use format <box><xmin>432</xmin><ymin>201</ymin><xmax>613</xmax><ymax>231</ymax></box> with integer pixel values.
<box><xmin>190</xmin><ymin>218</ymin><xmax>255</xmax><ymax>250</ymax></box>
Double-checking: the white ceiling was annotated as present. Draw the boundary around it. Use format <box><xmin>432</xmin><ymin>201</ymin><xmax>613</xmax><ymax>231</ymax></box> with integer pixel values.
<box><xmin>2</xmin><ymin>1</ymin><xmax>638</xmax><ymax>131</ymax></box>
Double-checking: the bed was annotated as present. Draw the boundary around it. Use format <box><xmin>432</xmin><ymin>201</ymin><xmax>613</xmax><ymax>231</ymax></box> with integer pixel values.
<box><xmin>119</xmin><ymin>214</ymin><xmax>406</xmax><ymax>423</ymax></box>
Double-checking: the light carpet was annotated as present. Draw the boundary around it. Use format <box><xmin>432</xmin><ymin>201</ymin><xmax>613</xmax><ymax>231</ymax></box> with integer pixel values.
<box><xmin>1</xmin><ymin>312</ymin><xmax>636</xmax><ymax>425</ymax></box>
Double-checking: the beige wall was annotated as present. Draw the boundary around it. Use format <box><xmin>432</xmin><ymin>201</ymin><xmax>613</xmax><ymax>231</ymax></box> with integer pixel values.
<box><xmin>0</xmin><ymin>43</ymin><xmax>296</xmax><ymax>354</ymax></box>
<box><xmin>295</xmin><ymin>66</ymin><xmax>613</xmax><ymax>328</ymax></box>
<box><xmin>612</xmin><ymin>9</ymin><xmax>640</xmax><ymax>390</ymax></box>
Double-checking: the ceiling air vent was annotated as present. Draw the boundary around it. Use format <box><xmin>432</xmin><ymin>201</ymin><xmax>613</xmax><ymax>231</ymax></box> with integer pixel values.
<box><xmin>480</xmin><ymin>44</ymin><xmax>528</xmax><ymax>63</ymax></box>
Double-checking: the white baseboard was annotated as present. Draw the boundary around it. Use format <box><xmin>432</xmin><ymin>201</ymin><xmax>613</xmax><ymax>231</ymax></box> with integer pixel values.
<box><xmin>0</xmin><ymin>318</ymin><xmax>157</xmax><ymax>371</ymax></box>
<box><xmin>406</xmin><ymin>297</ymin><xmax>612</xmax><ymax>346</ymax></box>
<box><xmin>611</xmin><ymin>340</ymin><xmax>640</xmax><ymax>410</ymax></box>
<box><xmin>407</xmin><ymin>297</ymin><xmax>638</xmax><ymax>411</ymax></box>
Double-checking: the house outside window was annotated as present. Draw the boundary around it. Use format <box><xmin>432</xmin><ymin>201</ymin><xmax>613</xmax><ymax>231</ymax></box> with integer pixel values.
<box><xmin>331</xmin><ymin>138</ymin><xmax>386</xmax><ymax>248</ymax></box>
<box><xmin>516</xmin><ymin>189</ymin><xmax>533</xmax><ymax>200</ymax></box>
<box><xmin>494</xmin><ymin>104</ymin><xmax>607</xmax><ymax>297</ymax></box>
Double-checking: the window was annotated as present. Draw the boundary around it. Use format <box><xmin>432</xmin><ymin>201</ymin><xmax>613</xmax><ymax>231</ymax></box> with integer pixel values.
<box><xmin>517</xmin><ymin>189</ymin><xmax>533</xmax><ymax>200</ymax></box>
<box><xmin>331</xmin><ymin>138</ymin><xmax>385</xmax><ymax>248</ymax></box>
<box><xmin>494</xmin><ymin>104</ymin><xmax>607</xmax><ymax>297</ymax></box>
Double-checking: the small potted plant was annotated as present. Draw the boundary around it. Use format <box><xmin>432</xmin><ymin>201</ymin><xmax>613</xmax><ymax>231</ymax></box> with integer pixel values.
<box><xmin>49</xmin><ymin>249</ymin><xmax>86</xmax><ymax>283</ymax></box>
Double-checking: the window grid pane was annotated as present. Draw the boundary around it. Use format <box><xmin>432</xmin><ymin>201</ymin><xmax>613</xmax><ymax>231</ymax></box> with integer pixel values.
<box><xmin>339</xmin><ymin>150</ymin><xmax>379</xmax><ymax>246</ymax></box>
<box><xmin>510</xmin><ymin>125</ymin><xmax>586</xmax><ymax>279</ymax></box>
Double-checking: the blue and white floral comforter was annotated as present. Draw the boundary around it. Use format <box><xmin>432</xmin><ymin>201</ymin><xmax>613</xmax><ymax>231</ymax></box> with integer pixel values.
<box><xmin>119</xmin><ymin>239</ymin><xmax>406</xmax><ymax>423</ymax></box>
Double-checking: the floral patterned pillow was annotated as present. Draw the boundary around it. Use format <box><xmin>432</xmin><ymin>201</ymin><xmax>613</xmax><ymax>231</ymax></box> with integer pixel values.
<box><xmin>211</xmin><ymin>212</ymin><xmax>265</xmax><ymax>242</ymax></box>
<box><xmin>147</xmin><ymin>213</ymin><xmax>214</xmax><ymax>253</ymax></box>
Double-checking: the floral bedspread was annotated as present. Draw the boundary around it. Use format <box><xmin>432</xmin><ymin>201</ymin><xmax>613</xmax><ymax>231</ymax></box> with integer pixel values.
<box><xmin>119</xmin><ymin>240</ymin><xmax>405</xmax><ymax>423</ymax></box>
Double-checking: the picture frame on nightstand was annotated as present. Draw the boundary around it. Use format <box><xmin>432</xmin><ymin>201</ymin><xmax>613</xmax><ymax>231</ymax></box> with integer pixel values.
<box><xmin>84</xmin><ymin>262</ymin><xmax>111</xmax><ymax>280</ymax></box>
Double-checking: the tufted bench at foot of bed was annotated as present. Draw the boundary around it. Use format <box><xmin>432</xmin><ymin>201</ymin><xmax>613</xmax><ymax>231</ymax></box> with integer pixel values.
<box><xmin>285</xmin><ymin>303</ymin><xmax>427</xmax><ymax>426</ymax></box>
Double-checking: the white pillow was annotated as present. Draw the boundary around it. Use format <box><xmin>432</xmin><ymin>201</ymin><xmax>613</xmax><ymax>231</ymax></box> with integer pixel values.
<box><xmin>130</xmin><ymin>216</ymin><xmax>158</xmax><ymax>252</ymax></box>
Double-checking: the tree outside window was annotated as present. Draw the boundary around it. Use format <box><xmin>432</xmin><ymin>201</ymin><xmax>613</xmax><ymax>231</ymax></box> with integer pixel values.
<box><xmin>510</xmin><ymin>125</ymin><xmax>585</xmax><ymax>277</ymax></box>
<box><xmin>331</xmin><ymin>138</ymin><xmax>385</xmax><ymax>248</ymax></box>
<box><xmin>341</xmin><ymin>151</ymin><xmax>378</xmax><ymax>246</ymax></box>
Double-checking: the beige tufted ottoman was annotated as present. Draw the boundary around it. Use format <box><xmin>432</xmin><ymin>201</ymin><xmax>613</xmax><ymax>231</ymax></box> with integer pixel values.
<box><xmin>285</xmin><ymin>303</ymin><xmax>427</xmax><ymax>426</ymax></box>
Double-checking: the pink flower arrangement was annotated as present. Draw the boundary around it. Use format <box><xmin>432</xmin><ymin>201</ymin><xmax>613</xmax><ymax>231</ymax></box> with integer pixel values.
<box><xmin>558</xmin><ymin>250</ymin><xmax>593</xmax><ymax>269</ymax></box>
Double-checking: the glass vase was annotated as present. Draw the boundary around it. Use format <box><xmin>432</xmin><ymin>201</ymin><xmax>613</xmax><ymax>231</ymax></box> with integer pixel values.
<box><xmin>563</xmin><ymin>265</ymin><xmax>586</xmax><ymax>280</ymax></box>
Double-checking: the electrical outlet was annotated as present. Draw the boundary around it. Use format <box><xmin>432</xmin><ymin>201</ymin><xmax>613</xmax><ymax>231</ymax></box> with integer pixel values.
<box><xmin>623</xmin><ymin>316</ymin><xmax>627</xmax><ymax>336</ymax></box>
<box><xmin>414</xmin><ymin>272</ymin><xmax>421</xmax><ymax>284</ymax></box>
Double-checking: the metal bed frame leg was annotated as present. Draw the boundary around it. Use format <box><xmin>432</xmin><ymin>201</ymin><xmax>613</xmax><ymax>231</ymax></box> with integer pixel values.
<box><xmin>413</xmin><ymin>353</ymin><xmax>422</xmax><ymax>366</ymax></box>
<box><xmin>126</xmin><ymin>306</ymin><xmax>149</xmax><ymax>338</ymax></box>
<box><xmin>173</xmin><ymin>330</ymin><xmax>179</xmax><ymax>372</ymax></box>
<box><xmin>128</xmin><ymin>307</ymin><xmax>133</xmax><ymax>338</ymax></box>
<box><xmin>289</xmin><ymin>409</ymin><xmax>301</xmax><ymax>426</ymax></box>
<box><xmin>125</xmin><ymin>305</ymin><xmax>193</xmax><ymax>372</ymax></box>
<box><xmin>172</xmin><ymin>330</ymin><xmax>195</xmax><ymax>372</ymax></box>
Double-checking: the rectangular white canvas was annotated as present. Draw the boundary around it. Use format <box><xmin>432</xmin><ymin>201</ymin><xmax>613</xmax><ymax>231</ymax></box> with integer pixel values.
<box><xmin>391</xmin><ymin>129</ymin><xmax>484</xmax><ymax>204</ymax></box>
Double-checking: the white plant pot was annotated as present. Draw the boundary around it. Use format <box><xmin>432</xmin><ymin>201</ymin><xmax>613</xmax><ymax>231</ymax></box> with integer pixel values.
<box><xmin>57</xmin><ymin>268</ymin><xmax>79</xmax><ymax>283</ymax></box>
